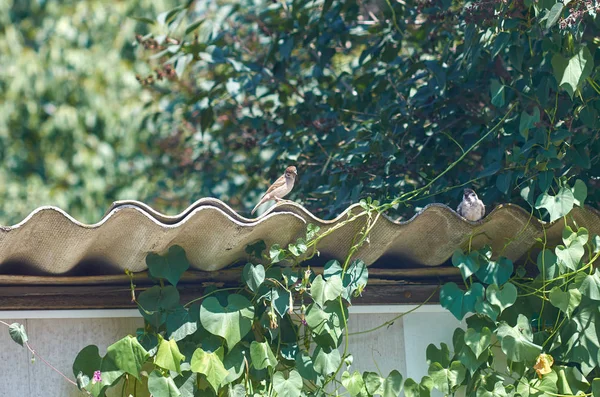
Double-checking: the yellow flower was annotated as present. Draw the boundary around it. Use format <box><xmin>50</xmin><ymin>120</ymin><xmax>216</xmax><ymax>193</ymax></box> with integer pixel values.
<box><xmin>533</xmin><ymin>353</ymin><xmax>554</xmax><ymax>378</ymax></box>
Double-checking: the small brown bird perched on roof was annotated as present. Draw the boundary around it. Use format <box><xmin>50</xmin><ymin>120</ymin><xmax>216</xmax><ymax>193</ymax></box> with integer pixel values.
<box><xmin>457</xmin><ymin>188</ymin><xmax>485</xmax><ymax>221</ymax></box>
<box><xmin>251</xmin><ymin>166</ymin><xmax>298</xmax><ymax>215</ymax></box>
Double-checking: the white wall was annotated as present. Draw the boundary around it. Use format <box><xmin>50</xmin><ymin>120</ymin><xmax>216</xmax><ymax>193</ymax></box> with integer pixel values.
<box><xmin>0</xmin><ymin>306</ymin><xmax>462</xmax><ymax>397</ymax></box>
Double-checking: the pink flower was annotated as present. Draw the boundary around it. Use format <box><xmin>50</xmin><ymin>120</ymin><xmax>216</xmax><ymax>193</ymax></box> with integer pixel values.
<box><xmin>92</xmin><ymin>370</ymin><xmax>102</xmax><ymax>384</ymax></box>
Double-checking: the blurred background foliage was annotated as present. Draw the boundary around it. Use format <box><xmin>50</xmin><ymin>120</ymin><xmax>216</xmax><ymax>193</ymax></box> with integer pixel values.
<box><xmin>0</xmin><ymin>0</ymin><xmax>598</xmax><ymax>225</ymax></box>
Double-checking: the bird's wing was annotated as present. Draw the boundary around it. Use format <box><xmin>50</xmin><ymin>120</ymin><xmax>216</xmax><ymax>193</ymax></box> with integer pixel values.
<box><xmin>456</xmin><ymin>202</ymin><xmax>463</xmax><ymax>214</ymax></box>
<box><xmin>264</xmin><ymin>174</ymin><xmax>286</xmax><ymax>196</ymax></box>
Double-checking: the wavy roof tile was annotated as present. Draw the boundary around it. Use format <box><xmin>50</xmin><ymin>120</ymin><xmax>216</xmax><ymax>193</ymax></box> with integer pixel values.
<box><xmin>0</xmin><ymin>199</ymin><xmax>598</xmax><ymax>276</ymax></box>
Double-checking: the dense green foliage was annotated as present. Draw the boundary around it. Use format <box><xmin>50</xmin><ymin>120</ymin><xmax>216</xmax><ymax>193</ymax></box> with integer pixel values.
<box><xmin>2</xmin><ymin>0</ymin><xmax>598</xmax><ymax>225</ymax></box>
<box><xmin>134</xmin><ymin>0</ymin><xmax>600</xmax><ymax>219</ymax></box>
<box><xmin>0</xmin><ymin>0</ymin><xmax>175</xmax><ymax>224</ymax></box>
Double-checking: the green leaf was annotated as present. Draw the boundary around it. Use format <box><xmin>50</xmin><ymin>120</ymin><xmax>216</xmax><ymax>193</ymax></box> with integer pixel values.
<box><xmin>475</xmin><ymin>257</ymin><xmax>514</xmax><ymax>285</ymax></box>
<box><xmin>517</xmin><ymin>370</ymin><xmax>558</xmax><ymax>396</ymax></box>
<box><xmin>73</xmin><ymin>345</ymin><xmax>102</xmax><ymax>388</ymax></box>
<box><xmin>243</xmin><ymin>263</ymin><xmax>265</xmax><ymax>292</ymax></box>
<box><xmin>324</xmin><ymin>259</ymin><xmax>369</xmax><ymax>302</ymax></box>
<box><xmin>200</xmin><ymin>294</ymin><xmax>254</xmax><ymax>348</ymax></box>
<box><xmin>549</xmin><ymin>286</ymin><xmax>582</xmax><ymax>316</ymax></box>
<box><xmin>295</xmin><ymin>352</ymin><xmax>319</xmax><ymax>383</ymax></box>
<box><xmin>138</xmin><ymin>285</ymin><xmax>180</xmax><ymax>328</ymax></box>
<box><xmin>477</xmin><ymin>381</ymin><xmax>508</xmax><ymax>397</ymax></box>
<box><xmin>223</xmin><ymin>344</ymin><xmax>247</xmax><ymax>384</ymax></box>
<box><xmin>452</xmin><ymin>250</ymin><xmax>480</xmax><ymax>279</ymax></box>
<box><xmin>306</xmin><ymin>223</ymin><xmax>321</xmax><ymax>240</ymax></box>
<box><xmin>496</xmin><ymin>315</ymin><xmax>541</xmax><ymax>363</ymax></box>
<box><xmin>535</xmin><ymin>188</ymin><xmax>575</xmax><ymax>222</ymax></box>
<box><xmin>579</xmin><ymin>269</ymin><xmax>600</xmax><ymax>301</ymax></box>
<box><xmin>440</xmin><ymin>282</ymin><xmax>485</xmax><ymax>320</ymax></box>
<box><xmin>464</xmin><ymin>327</ymin><xmax>492</xmax><ymax>358</ymax></box>
<box><xmin>490</xmin><ymin>79</ymin><xmax>505</xmax><ymax>107</ymax></box>
<box><xmin>311</xmin><ymin>274</ymin><xmax>343</xmax><ymax>307</ymax></box>
<box><xmin>305</xmin><ymin>301</ymin><xmax>347</xmax><ymax>349</ymax></box>
<box><xmin>552</xmin><ymin>46</ymin><xmax>594</xmax><ymax>98</ymax></box>
<box><xmin>486</xmin><ymin>283</ymin><xmax>517</xmax><ymax>313</ymax></box>
<box><xmin>342</xmin><ymin>371</ymin><xmax>366</xmax><ymax>396</ymax></box>
<box><xmin>545</xmin><ymin>2</ymin><xmax>564</xmax><ymax>29</ymax></box>
<box><xmin>428</xmin><ymin>361</ymin><xmax>466</xmax><ymax>394</ymax></box>
<box><xmin>228</xmin><ymin>383</ymin><xmax>246</xmax><ymax>397</ymax></box>
<box><xmin>250</xmin><ymin>341</ymin><xmax>278</xmax><ymax>370</ymax></box>
<box><xmin>556</xmin><ymin>228</ymin><xmax>586</xmax><ymax>271</ymax></box>
<box><xmin>190</xmin><ymin>347</ymin><xmax>228</xmax><ymax>392</ymax></box>
<box><xmin>269</xmin><ymin>244</ymin><xmax>286</xmax><ymax>263</ymax></box>
<box><xmin>403</xmin><ymin>377</ymin><xmax>432</xmax><ymax>397</ymax></box>
<box><xmin>272</xmin><ymin>288</ymin><xmax>292</xmax><ymax>318</ymax></box>
<box><xmin>593</xmin><ymin>378</ymin><xmax>600</xmax><ymax>397</ymax></box>
<box><xmin>245</xmin><ymin>240</ymin><xmax>267</xmax><ymax>259</ymax></box>
<box><xmin>8</xmin><ymin>323</ymin><xmax>28</xmax><ymax>347</ymax></box>
<box><xmin>148</xmin><ymin>370</ymin><xmax>181</xmax><ymax>397</ymax></box>
<box><xmin>426</xmin><ymin>343</ymin><xmax>451</xmax><ymax>367</ymax></box>
<box><xmin>156</xmin><ymin>337</ymin><xmax>185</xmax><ymax>373</ymax></box>
<box><xmin>166</xmin><ymin>307</ymin><xmax>197</xmax><ymax>342</ymax></box>
<box><xmin>312</xmin><ymin>346</ymin><xmax>341</xmax><ymax>376</ymax></box>
<box><xmin>452</xmin><ymin>328</ymin><xmax>488</xmax><ymax>374</ymax></box>
<box><xmin>103</xmin><ymin>336</ymin><xmax>149</xmax><ymax>381</ymax></box>
<box><xmin>537</xmin><ymin>249</ymin><xmax>559</xmax><ymax>279</ymax></box>
<box><xmin>474</xmin><ymin>300</ymin><xmax>499</xmax><ymax>321</ymax></box>
<box><xmin>146</xmin><ymin>245</ymin><xmax>190</xmax><ymax>287</ymax></box>
<box><xmin>185</xmin><ymin>19</ymin><xmax>204</xmax><ymax>35</ymax></box>
<box><xmin>383</xmin><ymin>370</ymin><xmax>403</xmax><ymax>397</ymax></box>
<box><xmin>273</xmin><ymin>370</ymin><xmax>303</xmax><ymax>397</ymax></box>
<box><xmin>519</xmin><ymin>108</ymin><xmax>540</xmax><ymax>139</ymax></box>
<box><xmin>572</xmin><ymin>179</ymin><xmax>587</xmax><ymax>206</ymax></box>
<box><xmin>364</xmin><ymin>372</ymin><xmax>384</xmax><ymax>396</ymax></box>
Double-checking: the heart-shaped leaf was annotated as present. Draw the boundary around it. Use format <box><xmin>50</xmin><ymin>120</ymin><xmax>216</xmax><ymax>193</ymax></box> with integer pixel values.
<box><xmin>549</xmin><ymin>286</ymin><xmax>582</xmax><ymax>317</ymax></box>
<box><xmin>243</xmin><ymin>263</ymin><xmax>265</xmax><ymax>292</ymax></box>
<box><xmin>579</xmin><ymin>269</ymin><xmax>600</xmax><ymax>301</ymax></box>
<box><xmin>486</xmin><ymin>283</ymin><xmax>517</xmax><ymax>313</ymax></box>
<box><xmin>535</xmin><ymin>188</ymin><xmax>575</xmax><ymax>222</ymax></box>
<box><xmin>477</xmin><ymin>381</ymin><xmax>509</xmax><ymax>397</ymax></box>
<box><xmin>496</xmin><ymin>314</ymin><xmax>541</xmax><ymax>363</ymax></box>
<box><xmin>190</xmin><ymin>347</ymin><xmax>228</xmax><ymax>392</ymax></box>
<box><xmin>310</xmin><ymin>274</ymin><xmax>343</xmax><ymax>307</ymax></box>
<box><xmin>383</xmin><ymin>370</ymin><xmax>403</xmax><ymax>397</ymax></box>
<box><xmin>342</xmin><ymin>371</ymin><xmax>366</xmax><ymax>396</ymax></box>
<box><xmin>452</xmin><ymin>250</ymin><xmax>480</xmax><ymax>279</ymax></box>
<box><xmin>363</xmin><ymin>372</ymin><xmax>384</xmax><ymax>396</ymax></box>
<box><xmin>452</xmin><ymin>328</ymin><xmax>488</xmax><ymax>375</ymax></box>
<box><xmin>426</xmin><ymin>343</ymin><xmax>450</xmax><ymax>367</ymax></box>
<box><xmin>475</xmin><ymin>257</ymin><xmax>513</xmax><ymax>286</ymax></box>
<box><xmin>440</xmin><ymin>282</ymin><xmax>485</xmax><ymax>320</ymax></box>
<box><xmin>103</xmin><ymin>336</ymin><xmax>149</xmax><ymax>381</ymax></box>
<box><xmin>138</xmin><ymin>286</ymin><xmax>180</xmax><ymax>328</ymax></box>
<box><xmin>464</xmin><ymin>327</ymin><xmax>492</xmax><ymax>358</ymax></box>
<box><xmin>312</xmin><ymin>346</ymin><xmax>341</xmax><ymax>376</ymax></box>
<box><xmin>403</xmin><ymin>377</ymin><xmax>433</xmax><ymax>397</ymax></box>
<box><xmin>305</xmin><ymin>301</ymin><xmax>348</xmax><ymax>349</ymax></box>
<box><xmin>273</xmin><ymin>370</ymin><xmax>303</xmax><ymax>397</ymax></box>
<box><xmin>250</xmin><ymin>341</ymin><xmax>278</xmax><ymax>370</ymax></box>
<box><xmin>537</xmin><ymin>249</ymin><xmax>559</xmax><ymax>279</ymax></box>
<box><xmin>146</xmin><ymin>245</ymin><xmax>190</xmax><ymax>287</ymax></box>
<box><xmin>148</xmin><ymin>370</ymin><xmax>181</xmax><ymax>397</ymax></box>
<box><xmin>572</xmin><ymin>179</ymin><xmax>587</xmax><ymax>207</ymax></box>
<box><xmin>474</xmin><ymin>300</ymin><xmax>499</xmax><ymax>321</ymax></box>
<box><xmin>156</xmin><ymin>336</ymin><xmax>185</xmax><ymax>373</ymax></box>
<box><xmin>200</xmin><ymin>294</ymin><xmax>254</xmax><ymax>348</ymax></box>
<box><xmin>166</xmin><ymin>306</ymin><xmax>198</xmax><ymax>342</ymax></box>
<box><xmin>8</xmin><ymin>323</ymin><xmax>28</xmax><ymax>347</ymax></box>
<box><xmin>428</xmin><ymin>361</ymin><xmax>466</xmax><ymax>394</ymax></box>
<box><xmin>556</xmin><ymin>228</ymin><xmax>586</xmax><ymax>271</ymax></box>
<box><xmin>223</xmin><ymin>344</ymin><xmax>248</xmax><ymax>384</ymax></box>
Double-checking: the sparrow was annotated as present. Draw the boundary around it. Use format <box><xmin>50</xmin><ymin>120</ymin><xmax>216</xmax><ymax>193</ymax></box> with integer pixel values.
<box><xmin>251</xmin><ymin>166</ymin><xmax>298</xmax><ymax>215</ymax></box>
<box><xmin>456</xmin><ymin>188</ymin><xmax>485</xmax><ymax>221</ymax></box>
